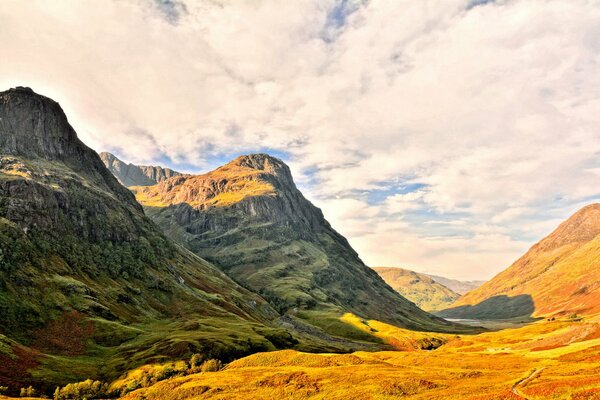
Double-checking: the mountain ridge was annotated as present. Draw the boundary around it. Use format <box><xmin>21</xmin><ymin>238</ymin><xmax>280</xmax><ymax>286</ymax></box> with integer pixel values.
<box><xmin>0</xmin><ymin>87</ymin><xmax>292</xmax><ymax>393</ymax></box>
<box><xmin>440</xmin><ymin>204</ymin><xmax>600</xmax><ymax>319</ymax></box>
<box><xmin>100</xmin><ymin>152</ymin><xmax>182</xmax><ymax>187</ymax></box>
<box><xmin>127</xmin><ymin>153</ymin><xmax>468</xmax><ymax>334</ymax></box>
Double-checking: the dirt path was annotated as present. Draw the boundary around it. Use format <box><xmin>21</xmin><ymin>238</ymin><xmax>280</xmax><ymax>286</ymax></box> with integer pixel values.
<box><xmin>511</xmin><ymin>367</ymin><xmax>545</xmax><ymax>399</ymax></box>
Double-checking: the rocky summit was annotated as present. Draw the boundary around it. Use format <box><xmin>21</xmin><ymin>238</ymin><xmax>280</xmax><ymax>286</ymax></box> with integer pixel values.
<box><xmin>131</xmin><ymin>153</ymin><xmax>468</xmax><ymax>338</ymax></box>
<box><xmin>100</xmin><ymin>152</ymin><xmax>181</xmax><ymax>187</ymax></box>
<box><xmin>0</xmin><ymin>87</ymin><xmax>291</xmax><ymax>394</ymax></box>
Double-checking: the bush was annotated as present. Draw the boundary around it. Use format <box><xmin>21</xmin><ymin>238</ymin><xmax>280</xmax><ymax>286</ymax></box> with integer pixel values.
<box><xmin>20</xmin><ymin>386</ymin><xmax>36</xmax><ymax>397</ymax></box>
<box><xmin>53</xmin><ymin>379</ymin><xmax>108</xmax><ymax>400</ymax></box>
<box><xmin>190</xmin><ymin>353</ymin><xmax>204</xmax><ymax>368</ymax></box>
<box><xmin>200</xmin><ymin>359</ymin><xmax>223</xmax><ymax>372</ymax></box>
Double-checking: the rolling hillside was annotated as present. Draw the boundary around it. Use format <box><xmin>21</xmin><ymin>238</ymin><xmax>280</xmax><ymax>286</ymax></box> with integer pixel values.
<box><xmin>129</xmin><ymin>154</ymin><xmax>467</xmax><ymax>336</ymax></box>
<box><xmin>373</xmin><ymin>267</ymin><xmax>460</xmax><ymax>311</ymax></box>
<box><xmin>440</xmin><ymin>204</ymin><xmax>600</xmax><ymax>319</ymax></box>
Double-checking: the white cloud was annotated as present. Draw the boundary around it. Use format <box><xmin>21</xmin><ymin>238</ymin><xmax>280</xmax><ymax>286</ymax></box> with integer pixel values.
<box><xmin>1</xmin><ymin>0</ymin><xmax>599</xmax><ymax>280</ymax></box>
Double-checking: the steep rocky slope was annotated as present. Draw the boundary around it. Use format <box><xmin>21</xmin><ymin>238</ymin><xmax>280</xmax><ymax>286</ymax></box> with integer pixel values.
<box><xmin>131</xmin><ymin>154</ymin><xmax>467</xmax><ymax>337</ymax></box>
<box><xmin>373</xmin><ymin>267</ymin><xmax>460</xmax><ymax>311</ymax></box>
<box><xmin>0</xmin><ymin>87</ymin><xmax>291</xmax><ymax>394</ymax></box>
<box><xmin>440</xmin><ymin>204</ymin><xmax>600</xmax><ymax>319</ymax></box>
<box><xmin>100</xmin><ymin>152</ymin><xmax>181</xmax><ymax>187</ymax></box>
<box><xmin>425</xmin><ymin>274</ymin><xmax>485</xmax><ymax>295</ymax></box>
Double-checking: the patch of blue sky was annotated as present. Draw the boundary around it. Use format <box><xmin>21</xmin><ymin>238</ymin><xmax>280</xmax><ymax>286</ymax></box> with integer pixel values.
<box><xmin>152</xmin><ymin>147</ymin><xmax>292</xmax><ymax>175</ymax></box>
<box><xmin>366</xmin><ymin>182</ymin><xmax>427</xmax><ymax>204</ymax></box>
<box><xmin>466</xmin><ymin>0</ymin><xmax>496</xmax><ymax>10</ymax></box>
<box><xmin>321</xmin><ymin>0</ymin><xmax>364</xmax><ymax>42</ymax></box>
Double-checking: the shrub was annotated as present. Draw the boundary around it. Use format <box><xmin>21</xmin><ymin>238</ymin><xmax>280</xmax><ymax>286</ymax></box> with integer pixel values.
<box><xmin>190</xmin><ymin>353</ymin><xmax>204</xmax><ymax>368</ymax></box>
<box><xmin>53</xmin><ymin>379</ymin><xmax>108</xmax><ymax>400</ymax></box>
<box><xmin>200</xmin><ymin>359</ymin><xmax>223</xmax><ymax>372</ymax></box>
<box><xmin>20</xmin><ymin>386</ymin><xmax>36</xmax><ymax>397</ymax></box>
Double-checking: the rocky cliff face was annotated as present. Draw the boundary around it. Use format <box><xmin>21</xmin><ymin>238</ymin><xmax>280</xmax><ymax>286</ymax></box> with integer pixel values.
<box><xmin>0</xmin><ymin>87</ymin><xmax>289</xmax><ymax>393</ymax></box>
<box><xmin>133</xmin><ymin>154</ymin><xmax>465</xmax><ymax>335</ymax></box>
<box><xmin>100</xmin><ymin>151</ymin><xmax>181</xmax><ymax>187</ymax></box>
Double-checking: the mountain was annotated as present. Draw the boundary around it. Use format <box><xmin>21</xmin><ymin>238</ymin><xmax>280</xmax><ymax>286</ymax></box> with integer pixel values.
<box><xmin>0</xmin><ymin>87</ymin><xmax>293</xmax><ymax>394</ymax></box>
<box><xmin>439</xmin><ymin>204</ymin><xmax>600</xmax><ymax>320</ymax></box>
<box><xmin>100</xmin><ymin>151</ymin><xmax>181</xmax><ymax>187</ymax></box>
<box><xmin>130</xmin><ymin>153</ymin><xmax>467</xmax><ymax>338</ymax></box>
<box><xmin>425</xmin><ymin>274</ymin><xmax>485</xmax><ymax>295</ymax></box>
<box><xmin>373</xmin><ymin>267</ymin><xmax>460</xmax><ymax>311</ymax></box>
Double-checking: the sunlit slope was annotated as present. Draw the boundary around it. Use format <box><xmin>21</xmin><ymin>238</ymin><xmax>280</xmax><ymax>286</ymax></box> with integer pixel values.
<box><xmin>441</xmin><ymin>204</ymin><xmax>600</xmax><ymax>319</ymax></box>
<box><xmin>119</xmin><ymin>317</ymin><xmax>600</xmax><ymax>400</ymax></box>
<box><xmin>0</xmin><ymin>87</ymin><xmax>290</xmax><ymax>394</ymax></box>
<box><xmin>132</xmin><ymin>154</ymin><xmax>467</xmax><ymax>335</ymax></box>
<box><xmin>373</xmin><ymin>267</ymin><xmax>460</xmax><ymax>311</ymax></box>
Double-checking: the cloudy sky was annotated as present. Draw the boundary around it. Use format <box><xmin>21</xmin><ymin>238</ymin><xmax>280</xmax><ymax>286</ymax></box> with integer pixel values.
<box><xmin>1</xmin><ymin>0</ymin><xmax>599</xmax><ymax>280</ymax></box>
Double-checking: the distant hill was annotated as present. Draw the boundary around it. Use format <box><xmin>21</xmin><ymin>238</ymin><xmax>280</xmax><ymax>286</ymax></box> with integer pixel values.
<box><xmin>130</xmin><ymin>153</ymin><xmax>469</xmax><ymax>337</ymax></box>
<box><xmin>100</xmin><ymin>151</ymin><xmax>181</xmax><ymax>187</ymax></box>
<box><xmin>373</xmin><ymin>267</ymin><xmax>460</xmax><ymax>311</ymax></box>
<box><xmin>425</xmin><ymin>274</ymin><xmax>486</xmax><ymax>295</ymax></box>
<box><xmin>439</xmin><ymin>204</ymin><xmax>600</xmax><ymax>320</ymax></box>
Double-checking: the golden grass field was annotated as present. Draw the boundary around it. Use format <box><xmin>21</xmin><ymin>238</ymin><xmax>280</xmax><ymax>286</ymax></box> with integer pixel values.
<box><xmin>4</xmin><ymin>314</ymin><xmax>600</xmax><ymax>399</ymax></box>
<box><xmin>110</xmin><ymin>314</ymin><xmax>600</xmax><ymax>400</ymax></box>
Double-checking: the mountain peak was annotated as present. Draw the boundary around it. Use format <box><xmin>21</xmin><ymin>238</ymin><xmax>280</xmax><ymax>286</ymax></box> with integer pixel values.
<box><xmin>0</xmin><ymin>86</ymin><xmax>79</xmax><ymax>160</ymax></box>
<box><xmin>540</xmin><ymin>203</ymin><xmax>600</xmax><ymax>250</ymax></box>
<box><xmin>223</xmin><ymin>153</ymin><xmax>294</xmax><ymax>185</ymax></box>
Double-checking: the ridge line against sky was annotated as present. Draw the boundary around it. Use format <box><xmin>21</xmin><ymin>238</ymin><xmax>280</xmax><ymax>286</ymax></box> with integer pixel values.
<box><xmin>1</xmin><ymin>0</ymin><xmax>599</xmax><ymax>280</ymax></box>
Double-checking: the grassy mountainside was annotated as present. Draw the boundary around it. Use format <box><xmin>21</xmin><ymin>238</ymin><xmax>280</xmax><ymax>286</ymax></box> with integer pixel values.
<box><xmin>440</xmin><ymin>204</ymin><xmax>600</xmax><ymax>320</ymax></box>
<box><xmin>0</xmin><ymin>87</ymin><xmax>293</xmax><ymax>395</ymax></box>
<box><xmin>373</xmin><ymin>267</ymin><xmax>460</xmax><ymax>311</ymax></box>
<box><xmin>131</xmin><ymin>154</ymin><xmax>468</xmax><ymax>335</ymax></box>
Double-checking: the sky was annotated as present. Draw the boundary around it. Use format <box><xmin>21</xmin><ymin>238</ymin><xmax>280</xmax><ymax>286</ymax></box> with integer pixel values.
<box><xmin>1</xmin><ymin>0</ymin><xmax>599</xmax><ymax>280</ymax></box>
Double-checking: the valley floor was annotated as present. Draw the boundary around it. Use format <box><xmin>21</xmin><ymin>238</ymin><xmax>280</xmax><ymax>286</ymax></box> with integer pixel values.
<box><xmin>119</xmin><ymin>317</ymin><xmax>600</xmax><ymax>400</ymax></box>
<box><xmin>5</xmin><ymin>316</ymin><xmax>600</xmax><ymax>399</ymax></box>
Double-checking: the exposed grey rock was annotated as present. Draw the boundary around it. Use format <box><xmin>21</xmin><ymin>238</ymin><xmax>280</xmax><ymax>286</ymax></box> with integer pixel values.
<box><xmin>100</xmin><ymin>151</ymin><xmax>181</xmax><ymax>187</ymax></box>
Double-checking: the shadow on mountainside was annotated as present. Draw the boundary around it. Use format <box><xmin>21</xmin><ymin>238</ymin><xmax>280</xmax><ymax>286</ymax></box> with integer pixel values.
<box><xmin>435</xmin><ymin>294</ymin><xmax>538</xmax><ymax>321</ymax></box>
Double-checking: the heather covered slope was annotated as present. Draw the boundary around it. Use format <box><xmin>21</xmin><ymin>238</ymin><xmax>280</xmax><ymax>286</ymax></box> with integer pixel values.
<box><xmin>0</xmin><ymin>87</ymin><xmax>292</xmax><ymax>394</ymax></box>
<box><xmin>373</xmin><ymin>267</ymin><xmax>460</xmax><ymax>311</ymax></box>
<box><xmin>100</xmin><ymin>152</ymin><xmax>181</xmax><ymax>187</ymax></box>
<box><xmin>131</xmin><ymin>154</ymin><xmax>467</xmax><ymax>335</ymax></box>
<box><xmin>440</xmin><ymin>204</ymin><xmax>600</xmax><ymax>319</ymax></box>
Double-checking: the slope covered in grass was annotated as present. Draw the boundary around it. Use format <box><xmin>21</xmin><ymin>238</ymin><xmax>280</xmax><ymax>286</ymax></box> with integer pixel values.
<box><xmin>0</xmin><ymin>87</ymin><xmax>292</xmax><ymax>395</ymax></box>
<box><xmin>441</xmin><ymin>204</ymin><xmax>600</xmax><ymax>320</ymax></box>
<box><xmin>373</xmin><ymin>267</ymin><xmax>460</xmax><ymax>311</ymax></box>
<box><xmin>131</xmin><ymin>154</ymin><xmax>469</xmax><ymax>336</ymax></box>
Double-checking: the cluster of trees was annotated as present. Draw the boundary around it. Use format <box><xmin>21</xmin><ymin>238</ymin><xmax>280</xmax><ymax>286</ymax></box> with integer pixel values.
<box><xmin>9</xmin><ymin>355</ymin><xmax>224</xmax><ymax>399</ymax></box>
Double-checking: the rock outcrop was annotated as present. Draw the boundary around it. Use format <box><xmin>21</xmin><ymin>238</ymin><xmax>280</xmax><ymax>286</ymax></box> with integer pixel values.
<box><xmin>100</xmin><ymin>151</ymin><xmax>181</xmax><ymax>187</ymax></box>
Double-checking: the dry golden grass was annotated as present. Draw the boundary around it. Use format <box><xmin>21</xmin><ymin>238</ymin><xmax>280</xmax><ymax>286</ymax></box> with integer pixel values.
<box><xmin>114</xmin><ymin>316</ymin><xmax>600</xmax><ymax>399</ymax></box>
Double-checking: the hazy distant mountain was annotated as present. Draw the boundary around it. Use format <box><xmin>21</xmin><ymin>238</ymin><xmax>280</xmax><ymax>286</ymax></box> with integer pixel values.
<box><xmin>440</xmin><ymin>204</ymin><xmax>600</xmax><ymax>320</ymax></box>
<box><xmin>426</xmin><ymin>274</ymin><xmax>486</xmax><ymax>295</ymax></box>
<box><xmin>373</xmin><ymin>267</ymin><xmax>460</xmax><ymax>311</ymax></box>
<box><xmin>0</xmin><ymin>87</ymin><xmax>286</xmax><ymax>393</ymax></box>
<box><xmin>100</xmin><ymin>151</ymin><xmax>181</xmax><ymax>187</ymax></box>
<box><xmin>131</xmin><ymin>153</ymin><xmax>469</xmax><ymax>337</ymax></box>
